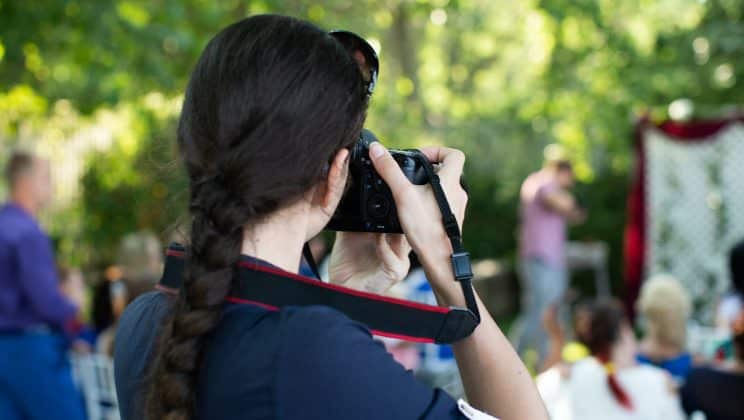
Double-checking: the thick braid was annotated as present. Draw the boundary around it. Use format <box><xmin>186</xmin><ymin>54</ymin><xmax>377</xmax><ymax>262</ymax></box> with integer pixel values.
<box><xmin>146</xmin><ymin>183</ymin><xmax>246</xmax><ymax>420</ymax></box>
<box><xmin>144</xmin><ymin>15</ymin><xmax>369</xmax><ymax>419</ymax></box>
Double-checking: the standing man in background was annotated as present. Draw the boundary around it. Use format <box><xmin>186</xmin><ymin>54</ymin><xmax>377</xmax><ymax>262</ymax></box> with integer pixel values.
<box><xmin>515</xmin><ymin>144</ymin><xmax>586</xmax><ymax>366</ymax></box>
<box><xmin>0</xmin><ymin>152</ymin><xmax>85</xmax><ymax>420</ymax></box>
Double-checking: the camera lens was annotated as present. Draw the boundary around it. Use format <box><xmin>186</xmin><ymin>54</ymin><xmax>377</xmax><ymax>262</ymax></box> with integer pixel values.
<box><xmin>367</xmin><ymin>193</ymin><xmax>390</xmax><ymax>219</ymax></box>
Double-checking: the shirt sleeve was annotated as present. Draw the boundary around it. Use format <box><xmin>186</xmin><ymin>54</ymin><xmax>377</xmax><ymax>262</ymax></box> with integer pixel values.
<box><xmin>15</xmin><ymin>230</ymin><xmax>78</xmax><ymax>328</ymax></box>
<box><xmin>277</xmin><ymin>306</ymin><xmax>467</xmax><ymax>420</ymax></box>
<box><xmin>536</xmin><ymin>182</ymin><xmax>560</xmax><ymax>206</ymax></box>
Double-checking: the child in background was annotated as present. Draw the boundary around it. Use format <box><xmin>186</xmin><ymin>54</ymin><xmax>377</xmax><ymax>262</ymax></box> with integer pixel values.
<box><xmin>58</xmin><ymin>266</ymin><xmax>96</xmax><ymax>352</ymax></box>
<box><xmin>636</xmin><ymin>274</ymin><xmax>693</xmax><ymax>384</ymax></box>
<box><xmin>537</xmin><ymin>298</ymin><xmax>684</xmax><ymax>420</ymax></box>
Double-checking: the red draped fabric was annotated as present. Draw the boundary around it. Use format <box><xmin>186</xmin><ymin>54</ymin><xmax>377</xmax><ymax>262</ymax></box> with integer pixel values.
<box><xmin>623</xmin><ymin>115</ymin><xmax>744</xmax><ymax>318</ymax></box>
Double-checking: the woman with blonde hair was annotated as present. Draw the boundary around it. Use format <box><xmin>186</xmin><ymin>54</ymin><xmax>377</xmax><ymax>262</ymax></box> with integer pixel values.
<box><xmin>636</xmin><ymin>274</ymin><xmax>693</xmax><ymax>383</ymax></box>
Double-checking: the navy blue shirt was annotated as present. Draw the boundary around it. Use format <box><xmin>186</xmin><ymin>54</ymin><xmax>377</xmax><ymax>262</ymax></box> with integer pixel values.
<box><xmin>0</xmin><ymin>203</ymin><xmax>77</xmax><ymax>331</ymax></box>
<box><xmin>680</xmin><ymin>366</ymin><xmax>744</xmax><ymax>420</ymax></box>
<box><xmin>114</xmin><ymin>266</ymin><xmax>465</xmax><ymax>419</ymax></box>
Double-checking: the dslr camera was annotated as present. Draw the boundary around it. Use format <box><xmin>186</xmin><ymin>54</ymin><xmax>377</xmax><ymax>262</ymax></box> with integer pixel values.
<box><xmin>325</xmin><ymin>129</ymin><xmax>429</xmax><ymax>233</ymax></box>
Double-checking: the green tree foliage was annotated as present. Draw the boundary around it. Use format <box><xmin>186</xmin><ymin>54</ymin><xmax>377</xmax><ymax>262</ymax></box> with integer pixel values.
<box><xmin>0</xmin><ymin>0</ymin><xmax>742</xmax><ymax>287</ymax></box>
<box><xmin>79</xmin><ymin>102</ymin><xmax>187</xmax><ymax>264</ymax></box>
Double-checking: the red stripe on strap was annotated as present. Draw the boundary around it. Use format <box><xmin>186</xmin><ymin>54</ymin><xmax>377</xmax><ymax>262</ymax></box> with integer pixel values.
<box><xmin>162</xmin><ymin>251</ymin><xmax>446</xmax><ymax>343</ymax></box>
<box><xmin>225</xmin><ymin>296</ymin><xmax>280</xmax><ymax>311</ymax></box>
<box><xmin>166</xmin><ymin>249</ymin><xmax>185</xmax><ymax>258</ymax></box>
<box><xmin>370</xmin><ymin>329</ymin><xmax>435</xmax><ymax>344</ymax></box>
<box><xmin>164</xmin><ymin>284</ymin><xmax>438</xmax><ymax>343</ymax></box>
<box><xmin>238</xmin><ymin>261</ymin><xmax>450</xmax><ymax>314</ymax></box>
<box><xmin>156</xmin><ymin>284</ymin><xmax>179</xmax><ymax>295</ymax></box>
<box><xmin>167</xmin><ymin>251</ymin><xmax>446</xmax><ymax>314</ymax></box>
<box><xmin>225</xmin><ymin>296</ymin><xmax>435</xmax><ymax>343</ymax></box>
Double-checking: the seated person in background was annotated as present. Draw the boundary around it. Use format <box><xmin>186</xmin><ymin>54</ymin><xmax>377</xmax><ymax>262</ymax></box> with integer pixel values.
<box><xmin>98</xmin><ymin>232</ymin><xmax>162</xmax><ymax>356</ymax></box>
<box><xmin>96</xmin><ymin>277</ymin><xmax>153</xmax><ymax>356</ymax></box>
<box><xmin>538</xmin><ymin>303</ymin><xmax>589</xmax><ymax>373</ymax></box>
<box><xmin>681</xmin><ymin>309</ymin><xmax>744</xmax><ymax>420</ymax></box>
<box><xmin>683</xmin><ymin>241</ymin><xmax>744</xmax><ymax>420</ymax></box>
<box><xmin>537</xmin><ymin>298</ymin><xmax>684</xmax><ymax>420</ymax></box>
<box><xmin>58</xmin><ymin>265</ymin><xmax>96</xmax><ymax>352</ymax></box>
<box><xmin>715</xmin><ymin>240</ymin><xmax>744</xmax><ymax>359</ymax></box>
<box><xmin>635</xmin><ymin>274</ymin><xmax>693</xmax><ymax>384</ymax></box>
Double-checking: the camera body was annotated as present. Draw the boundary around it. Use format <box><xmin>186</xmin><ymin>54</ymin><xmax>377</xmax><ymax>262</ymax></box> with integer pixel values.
<box><xmin>325</xmin><ymin>129</ymin><xmax>429</xmax><ymax>233</ymax></box>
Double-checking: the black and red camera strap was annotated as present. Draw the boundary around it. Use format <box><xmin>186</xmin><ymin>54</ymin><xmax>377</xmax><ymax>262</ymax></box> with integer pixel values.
<box><xmin>158</xmin><ymin>242</ymin><xmax>477</xmax><ymax>344</ymax></box>
<box><xmin>157</xmin><ymin>148</ymin><xmax>480</xmax><ymax>344</ymax></box>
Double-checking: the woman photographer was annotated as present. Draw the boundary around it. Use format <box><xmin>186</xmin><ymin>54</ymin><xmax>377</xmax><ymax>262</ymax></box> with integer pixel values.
<box><xmin>113</xmin><ymin>15</ymin><xmax>545</xmax><ymax>420</ymax></box>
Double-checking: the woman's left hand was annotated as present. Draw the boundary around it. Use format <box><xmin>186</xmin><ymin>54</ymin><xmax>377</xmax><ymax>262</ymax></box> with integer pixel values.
<box><xmin>328</xmin><ymin>232</ymin><xmax>411</xmax><ymax>294</ymax></box>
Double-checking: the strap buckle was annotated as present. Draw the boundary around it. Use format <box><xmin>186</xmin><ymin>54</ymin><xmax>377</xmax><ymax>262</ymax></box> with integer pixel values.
<box><xmin>451</xmin><ymin>252</ymin><xmax>473</xmax><ymax>282</ymax></box>
<box><xmin>435</xmin><ymin>307</ymin><xmax>479</xmax><ymax>343</ymax></box>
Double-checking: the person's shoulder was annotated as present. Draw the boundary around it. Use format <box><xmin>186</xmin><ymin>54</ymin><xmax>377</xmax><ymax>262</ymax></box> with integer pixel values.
<box><xmin>0</xmin><ymin>205</ymin><xmax>42</xmax><ymax>241</ymax></box>
<box><xmin>113</xmin><ymin>291</ymin><xmax>170</xmax><ymax>420</ymax></box>
<box><xmin>280</xmin><ymin>305</ymin><xmax>371</xmax><ymax>343</ymax></box>
<box><xmin>536</xmin><ymin>365</ymin><xmax>568</xmax><ymax>402</ymax></box>
<box><xmin>687</xmin><ymin>364</ymin><xmax>744</xmax><ymax>384</ymax></box>
<box><xmin>274</xmin><ymin>305</ymin><xmax>457</xmax><ymax>419</ymax></box>
<box><xmin>536</xmin><ymin>176</ymin><xmax>560</xmax><ymax>194</ymax></box>
<box><xmin>619</xmin><ymin>363</ymin><xmax>678</xmax><ymax>396</ymax></box>
<box><xmin>211</xmin><ymin>304</ymin><xmax>367</xmax><ymax>356</ymax></box>
<box><xmin>521</xmin><ymin>171</ymin><xmax>541</xmax><ymax>189</ymax></box>
<box><xmin>115</xmin><ymin>291</ymin><xmax>170</xmax><ymax>345</ymax></box>
<box><xmin>686</xmin><ymin>365</ymin><xmax>717</xmax><ymax>377</ymax></box>
<box><xmin>114</xmin><ymin>291</ymin><xmax>170</xmax><ymax>372</ymax></box>
<box><xmin>571</xmin><ymin>357</ymin><xmax>602</xmax><ymax>373</ymax></box>
<box><xmin>628</xmin><ymin>362</ymin><xmax>670</xmax><ymax>380</ymax></box>
<box><xmin>275</xmin><ymin>304</ymin><xmax>383</xmax><ymax>372</ymax></box>
<box><xmin>121</xmin><ymin>290</ymin><xmax>169</xmax><ymax>317</ymax></box>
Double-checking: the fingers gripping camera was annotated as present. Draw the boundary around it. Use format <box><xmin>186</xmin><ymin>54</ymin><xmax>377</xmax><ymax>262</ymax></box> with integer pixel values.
<box><xmin>326</xmin><ymin>129</ymin><xmax>428</xmax><ymax>233</ymax></box>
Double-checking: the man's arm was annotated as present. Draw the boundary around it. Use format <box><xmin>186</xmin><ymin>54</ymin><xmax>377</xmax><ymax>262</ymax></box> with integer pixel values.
<box><xmin>541</xmin><ymin>189</ymin><xmax>586</xmax><ymax>224</ymax></box>
<box><xmin>15</xmin><ymin>232</ymin><xmax>79</xmax><ymax>328</ymax></box>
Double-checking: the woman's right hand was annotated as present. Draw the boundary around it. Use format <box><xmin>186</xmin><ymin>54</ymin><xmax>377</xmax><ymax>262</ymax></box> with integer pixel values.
<box><xmin>368</xmin><ymin>142</ymin><xmax>468</xmax><ymax>306</ymax></box>
<box><xmin>372</xmin><ymin>142</ymin><xmax>549</xmax><ymax>420</ymax></box>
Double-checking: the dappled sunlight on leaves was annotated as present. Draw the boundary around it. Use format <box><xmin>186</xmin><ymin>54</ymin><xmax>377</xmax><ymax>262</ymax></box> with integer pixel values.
<box><xmin>0</xmin><ymin>0</ymin><xmax>740</xmax><ymax>278</ymax></box>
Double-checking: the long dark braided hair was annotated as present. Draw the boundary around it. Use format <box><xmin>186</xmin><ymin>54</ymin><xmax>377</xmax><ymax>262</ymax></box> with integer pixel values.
<box><xmin>145</xmin><ymin>15</ymin><xmax>368</xmax><ymax>419</ymax></box>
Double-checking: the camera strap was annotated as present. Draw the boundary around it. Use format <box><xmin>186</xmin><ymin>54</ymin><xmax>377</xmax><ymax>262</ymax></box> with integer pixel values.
<box><xmin>416</xmin><ymin>156</ymin><xmax>480</xmax><ymax>326</ymax></box>
<box><xmin>158</xmin><ymin>237</ymin><xmax>478</xmax><ymax>343</ymax></box>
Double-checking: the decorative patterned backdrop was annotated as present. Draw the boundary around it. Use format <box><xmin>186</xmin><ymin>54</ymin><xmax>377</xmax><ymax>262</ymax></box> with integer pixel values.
<box><xmin>644</xmin><ymin>122</ymin><xmax>744</xmax><ymax>324</ymax></box>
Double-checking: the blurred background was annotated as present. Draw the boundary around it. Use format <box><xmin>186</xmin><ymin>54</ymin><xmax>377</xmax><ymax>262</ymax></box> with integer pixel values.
<box><xmin>2</xmin><ymin>2</ymin><xmax>744</xmax><ymax>419</ymax></box>
<box><xmin>1</xmin><ymin>0</ymin><xmax>743</xmax><ymax>308</ymax></box>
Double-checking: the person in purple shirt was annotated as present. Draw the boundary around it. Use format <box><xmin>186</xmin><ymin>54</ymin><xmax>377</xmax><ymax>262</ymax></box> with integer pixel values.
<box><xmin>0</xmin><ymin>152</ymin><xmax>85</xmax><ymax>420</ymax></box>
<box><xmin>515</xmin><ymin>145</ymin><xmax>586</xmax><ymax>365</ymax></box>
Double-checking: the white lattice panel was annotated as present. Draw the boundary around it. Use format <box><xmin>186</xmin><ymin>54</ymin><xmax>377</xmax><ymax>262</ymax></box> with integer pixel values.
<box><xmin>645</xmin><ymin>123</ymin><xmax>744</xmax><ymax>324</ymax></box>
